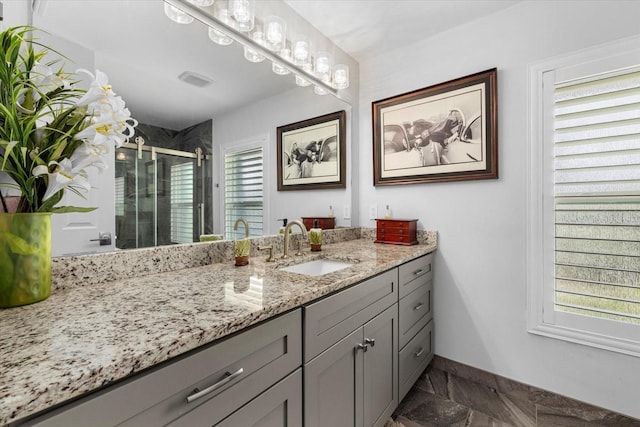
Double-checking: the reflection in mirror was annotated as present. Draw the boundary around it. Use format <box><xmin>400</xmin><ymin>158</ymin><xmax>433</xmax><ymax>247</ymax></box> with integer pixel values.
<box><xmin>32</xmin><ymin>0</ymin><xmax>354</xmax><ymax>256</ymax></box>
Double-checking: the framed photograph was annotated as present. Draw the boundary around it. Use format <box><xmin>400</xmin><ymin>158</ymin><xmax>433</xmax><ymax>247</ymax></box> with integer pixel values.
<box><xmin>277</xmin><ymin>110</ymin><xmax>346</xmax><ymax>191</ymax></box>
<box><xmin>372</xmin><ymin>68</ymin><xmax>498</xmax><ymax>186</ymax></box>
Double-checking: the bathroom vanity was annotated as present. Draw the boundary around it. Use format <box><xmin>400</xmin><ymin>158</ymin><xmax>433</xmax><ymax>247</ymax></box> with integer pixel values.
<box><xmin>0</xmin><ymin>234</ymin><xmax>436</xmax><ymax>426</ymax></box>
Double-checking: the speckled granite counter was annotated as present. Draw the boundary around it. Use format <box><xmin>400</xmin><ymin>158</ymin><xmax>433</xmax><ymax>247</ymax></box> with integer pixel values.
<box><xmin>0</xmin><ymin>235</ymin><xmax>436</xmax><ymax>425</ymax></box>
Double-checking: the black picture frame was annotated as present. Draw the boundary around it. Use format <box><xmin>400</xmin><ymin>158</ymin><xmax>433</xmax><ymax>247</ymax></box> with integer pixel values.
<box><xmin>277</xmin><ymin>110</ymin><xmax>346</xmax><ymax>191</ymax></box>
<box><xmin>372</xmin><ymin>68</ymin><xmax>498</xmax><ymax>186</ymax></box>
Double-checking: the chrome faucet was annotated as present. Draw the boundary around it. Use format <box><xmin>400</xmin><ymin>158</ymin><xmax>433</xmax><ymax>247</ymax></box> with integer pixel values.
<box><xmin>282</xmin><ymin>220</ymin><xmax>308</xmax><ymax>259</ymax></box>
<box><xmin>233</xmin><ymin>218</ymin><xmax>249</xmax><ymax>238</ymax></box>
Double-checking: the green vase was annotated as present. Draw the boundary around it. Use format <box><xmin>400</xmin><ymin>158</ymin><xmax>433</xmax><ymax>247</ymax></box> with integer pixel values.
<box><xmin>0</xmin><ymin>213</ymin><xmax>52</xmax><ymax>307</ymax></box>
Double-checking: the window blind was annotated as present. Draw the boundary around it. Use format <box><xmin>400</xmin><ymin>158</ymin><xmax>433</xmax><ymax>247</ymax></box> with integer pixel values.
<box><xmin>225</xmin><ymin>147</ymin><xmax>263</xmax><ymax>238</ymax></box>
<box><xmin>170</xmin><ymin>161</ymin><xmax>194</xmax><ymax>244</ymax></box>
<box><xmin>553</xmin><ymin>67</ymin><xmax>640</xmax><ymax>324</ymax></box>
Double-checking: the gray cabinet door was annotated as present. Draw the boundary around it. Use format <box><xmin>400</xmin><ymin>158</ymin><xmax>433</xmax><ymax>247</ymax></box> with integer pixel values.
<box><xmin>363</xmin><ymin>304</ymin><xmax>398</xmax><ymax>427</ymax></box>
<box><xmin>215</xmin><ymin>369</ymin><xmax>302</xmax><ymax>427</ymax></box>
<box><xmin>304</xmin><ymin>328</ymin><xmax>364</xmax><ymax>427</ymax></box>
<box><xmin>305</xmin><ymin>305</ymin><xmax>399</xmax><ymax>427</ymax></box>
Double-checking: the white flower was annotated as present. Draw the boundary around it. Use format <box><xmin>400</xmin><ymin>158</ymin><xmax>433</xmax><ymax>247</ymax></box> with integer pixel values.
<box><xmin>75</xmin><ymin>69</ymin><xmax>116</xmax><ymax>106</ymax></box>
<box><xmin>69</xmin><ymin>141</ymin><xmax>109</xmax><ymax>172</ymax></box>
<box><xmin>32</xmin><ymin>159</ymin><xmax>90</xmax><ymax>202</ymax></box>
<box><xmin>30</xmin><ymin>62</ymin><xmax>71</xmax><ymax>101</ymax></box>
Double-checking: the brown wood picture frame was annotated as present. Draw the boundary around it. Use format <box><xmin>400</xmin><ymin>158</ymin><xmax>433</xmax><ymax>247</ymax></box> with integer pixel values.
<box><xmin>277</xmin><ymin>110</ymin><xmax>346</xmax><ymax>191</ymax></box>
<box><xmin>372</xmin><ymin>68</ymin><xmax>498</xmax><ymax>186</ymax></box>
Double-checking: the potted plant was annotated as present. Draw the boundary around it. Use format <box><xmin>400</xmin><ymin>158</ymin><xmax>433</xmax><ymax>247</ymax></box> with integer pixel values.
<box><xmin>0</xmin><ymin>27</ymin><xmax>137</xmax><ymax>307</ymax></box>
<box><xmin>234</xmin><ymin>238</ymin><xmax>250</xmax><ymax>266</ymax></box>
<box><xmin>309</xmin><ymin>220</ymin><xmax>323</xmax><ymax>251</ymax></box>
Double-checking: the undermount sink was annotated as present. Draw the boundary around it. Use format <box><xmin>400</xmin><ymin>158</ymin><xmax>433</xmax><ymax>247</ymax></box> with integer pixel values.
<box><xmin>279</xmin><ymin>259</ymin><xmax>353</xmax><ymax>277</ymax></box>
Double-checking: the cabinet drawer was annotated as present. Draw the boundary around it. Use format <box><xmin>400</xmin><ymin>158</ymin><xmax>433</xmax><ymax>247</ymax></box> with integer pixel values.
<box><xmin>399</xmin><ymin>280</ymin><xmax>432</xmax><ymax>349</ymax></box>
<box><xmin>398</xmin><ymin>320</ymin><xmax>434</xmax><ymax>401</ymax></box>
<box><xmin>377</xmin><ymin>224</ymin><xmax>410</xmax><ymax>235</ymax></box>
<box><xmin>398</xmin><ymin>253</ymin><xmax>433</xmax><ymax>298</ymax></box>
<box><xmin>304</xmin><ymin>269</ymin><xmax>398</xmax><ymax>363</ymax></box>
<box><xmin>178</xmin><ymin>369</ymin><xmax>302</xmax><ymax>427</ymax></box>
<box><xmin>27</xmin><ymin>310</ymin><xmax>301</xmax><ymax>427</ymax></box>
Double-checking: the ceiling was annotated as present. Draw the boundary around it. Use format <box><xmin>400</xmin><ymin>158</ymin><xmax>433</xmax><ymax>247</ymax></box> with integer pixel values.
<box><xmin>283</xmin><ymin>0</ymin><xmax>521</xmax><ymax>63</ymax></box>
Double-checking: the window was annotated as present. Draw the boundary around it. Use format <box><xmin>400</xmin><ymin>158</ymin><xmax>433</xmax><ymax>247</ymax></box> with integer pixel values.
<box><xmin>528</xmin><ymin>36</ymin><xmax>640</xmax><ymax>356</ymax></box>
<box><xmin>224</xmin><ymin>147</ymin><xmax>264</xmax><ymax>238</ymax></box>
<box><xmin>170</xmin><ymin>161</ymin><xmax>194</xmax><ymax>244</ymax></box>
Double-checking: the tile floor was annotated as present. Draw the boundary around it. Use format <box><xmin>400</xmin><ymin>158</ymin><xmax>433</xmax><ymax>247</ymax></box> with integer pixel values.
<box><xmin>391</xmin><ymin>356</ymin><xmax>640</xmax><ymax>427</ymax></box>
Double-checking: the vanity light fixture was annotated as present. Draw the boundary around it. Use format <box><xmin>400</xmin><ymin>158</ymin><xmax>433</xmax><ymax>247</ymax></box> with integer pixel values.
<box><xmin>163</xmin><ymin>0</ymin><xmax>347</xmax><ymax>97</ymax></box>
<box><xmin>263</xmin><ymin>15</ymin><xmax>286</xmax><ymax>52</ymax></box>
<box><xmin>208</xmin><ymin>6</ymin><xmax>234</xmax><ymax>45</ymax></box>
<box><xmin>228</xmin><ymin>0</ymin><xmax>255</xmax><ymax>32</ymax></box>
<box><xmin>164</xmin><ymin>0</ymin><xmax>214</xmax><ymax>24</ymax></box>
<box><xmin>243</xmin><ymin>29</ymin><xmax>266</xmax><ymax>63</ymax></box>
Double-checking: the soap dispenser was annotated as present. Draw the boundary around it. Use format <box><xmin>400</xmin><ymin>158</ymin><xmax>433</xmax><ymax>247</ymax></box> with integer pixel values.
<box><xmin>278</xmin><ymin>218</ymin><xmax>288</xmax><ymax>234</ymax></box>
<box><xmin>309</xmin><ymin>219</ymin><xmax>323</xmax><ymax>251</ymax></box>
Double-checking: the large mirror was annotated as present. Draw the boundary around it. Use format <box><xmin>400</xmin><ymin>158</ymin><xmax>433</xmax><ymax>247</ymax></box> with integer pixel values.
<box><xmin>31</xmin><ymin>0</ymin><xmax>354</xmax><ymax>256</ymax></box>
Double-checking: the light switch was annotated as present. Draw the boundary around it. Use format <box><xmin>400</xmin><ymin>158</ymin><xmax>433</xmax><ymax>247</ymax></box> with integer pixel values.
<box><xmin>369</xmin><ymin>205</ymin><xmax>377</xmax><ymax>220</ymax></box>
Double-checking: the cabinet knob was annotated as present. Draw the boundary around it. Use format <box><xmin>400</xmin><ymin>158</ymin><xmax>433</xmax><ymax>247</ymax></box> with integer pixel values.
<box><xmin>364</xmin><ymin>338</ymin><xmax>376</xmax><ymax>347</ymax></box>
<box><xmin>357</xmin><ymin>343</ymin><xmax>368</xmax><ymax>352</ymax></box>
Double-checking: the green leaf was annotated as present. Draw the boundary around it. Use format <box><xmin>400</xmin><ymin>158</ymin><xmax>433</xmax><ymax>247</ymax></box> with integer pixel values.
<box><xmin>50</xmin><ymin>205</ymin><xmax>97</xmax><ymax>214</ymax></box>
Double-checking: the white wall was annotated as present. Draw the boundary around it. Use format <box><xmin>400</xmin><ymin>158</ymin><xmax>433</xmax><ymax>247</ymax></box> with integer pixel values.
<box><xmin>214</xmin><ymin>87</ymin><xmax>355</xmax><ymax>235</ymax></box>
<box><xmin>358</xmin><ymin>0</ymin><xmax>640</xmax><ymax>419</ymax></box>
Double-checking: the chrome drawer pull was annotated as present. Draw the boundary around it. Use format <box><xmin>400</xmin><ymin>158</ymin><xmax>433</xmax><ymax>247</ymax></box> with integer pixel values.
<box><xmin>413</xmin><ymin>303</ymin><xmax>424</xmax><ymax>311</ymax></box>
<box><xmin>412</xmin><ymin>265</ymin><xmax>431</xmax><ymax>277</ymax></box>
<box><xmin>414</xmin><ymin>347</ymin><xmax>425</xmax><ymax>358</ymax></box>
<box><xmin>186</xmin><ymin>367</ymin><xmax>244</xmax><ymax>403</ymax></box>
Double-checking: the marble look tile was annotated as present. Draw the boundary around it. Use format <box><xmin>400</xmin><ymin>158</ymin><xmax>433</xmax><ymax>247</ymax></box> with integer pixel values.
<box><xmin>395</xmin><ymin>389</ymin><xmax>471</xmax><ymax>427</ymax></box>
<box><xmin>415</xmin><ymin>357</ymin><xmax>640</xmax><ymax>426</ymax></box>
<box><xmin>445</xmin><ymin>370</ymin><xmax>535</xmax><ymax>427</ymax></box>
<box><xmin>536</xmin><ymin>404</ymin><xmax>640</xmax><ymax>427</ymax></box>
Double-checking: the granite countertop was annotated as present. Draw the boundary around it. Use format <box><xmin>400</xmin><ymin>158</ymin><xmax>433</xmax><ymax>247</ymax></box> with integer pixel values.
<box><xmin>0</xmin><ymin>238</ymin><xmax>436</xmax><ymax>425</ymax></box>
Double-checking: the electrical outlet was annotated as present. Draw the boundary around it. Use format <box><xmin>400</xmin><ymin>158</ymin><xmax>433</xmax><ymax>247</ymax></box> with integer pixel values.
<box><xmin>369</xmin><ymin>205</ymin><xmax>377</xmax><ymax>220</ymax></box>
<box><xmin>343</xmin><ymin>206</ymin><xmax>350</xmax><ymax>220</ymax></box>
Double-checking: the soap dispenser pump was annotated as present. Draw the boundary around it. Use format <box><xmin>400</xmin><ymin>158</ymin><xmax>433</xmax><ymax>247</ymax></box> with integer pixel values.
<box><xmin>309</xmin><ymin>219</ymin><xmax>323</xmax><ymax>251</ymax></box>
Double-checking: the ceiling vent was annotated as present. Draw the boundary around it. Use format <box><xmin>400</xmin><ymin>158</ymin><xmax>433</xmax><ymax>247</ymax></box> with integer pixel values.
<box><xmin>178</xmin><ymin>71</ymin><xmax>214</xmax><ymax>88</ymax></box>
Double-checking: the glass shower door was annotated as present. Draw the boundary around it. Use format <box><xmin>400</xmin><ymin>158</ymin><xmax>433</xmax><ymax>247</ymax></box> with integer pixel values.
<box><xmin>115</xmin><ymin>146</ymin><xmax>210</xmax><ymax>250</ymax></box>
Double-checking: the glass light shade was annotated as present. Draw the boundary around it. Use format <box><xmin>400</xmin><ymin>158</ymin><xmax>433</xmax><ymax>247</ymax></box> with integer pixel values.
<box><xmin>314</xmin><ymin>74</ymin><xmax>332</xmax><ymax>95</ymax></box>
<box><xmin>189</xmin><ymin>0</ymin><xmax>214</xmax><ymax>5</ymax></box>
<box><xmin>164</xmin><ymin>3</ymin><xmax>194</xmax><ymax>24</ymax></box>
<box><xmin>244</xmin><ymin>31</ymin><xmax>265</xmax><ymax>62</ymax></box>
<box><xmin>264</xmin><ymin>16</ymin><xmax>286</xmax><ymax>52</ymax></box>
<box><xmin>292</xmin><ymin>36</ymin><xmax>310</xmax><ymax>65</ymax></box>
<box><xmin>333</xmin><ymin>64</ymin><xmax>349</xmax><ymax>89</ymax></box>
<box><xmin>272</xmin><ymin>48</ymin><xmax>292</xmax><ymax>75</ymax></box>
<box><xmin>208</xmin><ymin>7</ymin><xmax>233</xmax><ymax>45</ymax></box>
<box><xmin>295</xmin><ymin>63</ymin><xmax>312</xmax><ymax>87</ymax></box>
<box><xmin>229</xmin><ymin>0</ymin><xmax>255</xmax><ymax>32</ymax></box>
<box><xmin>314</xmin><ymin>51</ymin><xmax>332</xmax><ymax>76</ymax></box>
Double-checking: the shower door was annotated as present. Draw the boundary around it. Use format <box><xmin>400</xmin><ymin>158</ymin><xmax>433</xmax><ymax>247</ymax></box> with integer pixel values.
<box><xmin>115</xmin><ymin>145</ymin><xmax>210</xmax><ymax>250</ymax></box>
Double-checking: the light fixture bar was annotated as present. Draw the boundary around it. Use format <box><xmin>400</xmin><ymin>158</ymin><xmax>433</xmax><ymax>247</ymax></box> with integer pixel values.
<box><xmin>165</xmin><ymin>0</ymin><xmax>338</xmax><ymax>96</ymax></box>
